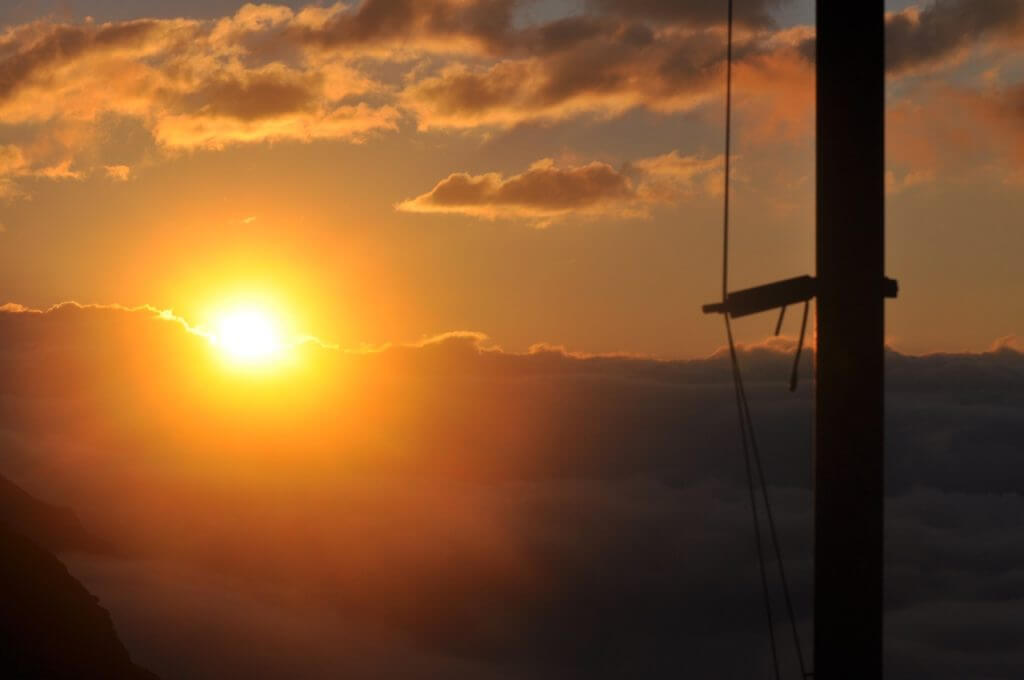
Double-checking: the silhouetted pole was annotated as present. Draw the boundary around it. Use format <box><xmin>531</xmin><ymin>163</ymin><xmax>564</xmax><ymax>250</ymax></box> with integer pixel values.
<box><xmin>815</xmin><ymin>3</ymin><xmax>886</xmax><ymax>679</ymax></box>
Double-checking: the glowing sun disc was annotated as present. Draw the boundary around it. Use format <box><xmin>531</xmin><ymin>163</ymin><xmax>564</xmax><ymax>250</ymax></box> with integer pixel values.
<box><xmin>215</xmin><ymin>308</ymin><xmax>282</xmax><ymax>362</ymax></box>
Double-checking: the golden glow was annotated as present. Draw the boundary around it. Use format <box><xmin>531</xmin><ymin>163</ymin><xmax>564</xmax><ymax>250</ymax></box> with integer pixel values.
<box><xmin>214</xmin><ymin>307</ymin><xmax>283</xmax><ymax>363</ymax></box>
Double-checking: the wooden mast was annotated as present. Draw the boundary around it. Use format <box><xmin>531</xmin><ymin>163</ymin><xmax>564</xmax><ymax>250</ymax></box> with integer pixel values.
<box><xmin>814</xmin><ymin>3</ymin><xmax>887</xmax><ymax>678</ymax></box>
<box><xmin>703</xmin><ymin>4</ymin><xmax>892</xmax><ymax>676</ymax></box>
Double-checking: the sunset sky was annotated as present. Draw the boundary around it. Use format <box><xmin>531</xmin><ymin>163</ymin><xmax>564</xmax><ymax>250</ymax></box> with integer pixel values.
<box><xmin>2</xmin><ymin>0</ymin><xmax>1022</xmax><ymax>357</ymax></box>
<box><xmin>2</xmin><ymin>3</ymin><xmax>1024</xmax><ymax>679</ymax></box>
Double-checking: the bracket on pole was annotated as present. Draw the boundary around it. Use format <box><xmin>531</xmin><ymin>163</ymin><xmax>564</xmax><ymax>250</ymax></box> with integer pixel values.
<box><xmin>703</xmin><ymin>274</ymin><xmax>897</xmax><ymax>392</ymax></box>
<box><xmin>702</xmin><ymin>275</ymin><xmax>897</xmax><ymax>318</ymax></box>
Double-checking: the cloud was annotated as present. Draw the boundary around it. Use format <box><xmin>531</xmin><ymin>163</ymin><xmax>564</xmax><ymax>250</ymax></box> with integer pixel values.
<box><xmin>0</xmin><ymin>142</ymin><xmax>84</xmax><ymax>189</ymax></box>
<box><xmin>292</xmin><ymin>0</ymin><xmax>518</xmax><ymax>54</ymax></box>
<box><xmin>35</xmin><ymin>159</ymin><xmax>82</xmax><ymax>179</ymax></box>
<box><xmin>104</xmin><ymin>164</ymin><xmax>132</xmax><ymax>181</ymax></box>
<box><xmin>401</xmin><ymin>26</ymin><xmax>812</xmax><ymax>130</ymax></box>
<box><xmin>151</xmin><ymin>61</ymin><xmax>400</xmax><ymax>149</ymax></box>
<box><xmin>628</xmin><ymin>150</ymin><xmax>725</xmax><ymax>199</ymax></box>
<box><xmin>1</xmin><ymin>302</ymin><xmax>1024</xmax><ymax>678</ymax></box>
<box><xmin>886</xmin><ymin>168</ymin><xmax>935</xmax><ymax>194</ymax></box>
<box><xmin>0</xmin><ymin>18</ymin><xmax>171</xmax><ymax>103</ymax></box>
<box><xmin>0</xmin><ymin>8</ymin><xmax>399</xmax><ymax>193</ymax></box>
<box><xmin>0</xmin><ymin>145</ymin><xmax>27</xmax><ymax>175</ymax></box>
<box><xmin>586</xmin><ymin>0</ymin><xmax>791</xmax><ymax>28</ymax></box>
<box><xmin>173</xmin><ymin>67</ymin><xmax>321</xmax><ymax>122</ymax></box>
<box><xmin>992</xmin><ymin>335</ymin><xmax>1024</xmax><ymax>352</ymax></box>
<box><xmin>397</xmin><ymin>158</ymin><xmax>637</xmax><ymax>223</ymax></box>
<box><xmin>0</xmin><ymin>2</ymin><xmax>813</xmax><ymax>162</ymax></box>
<box><xmin>2</xmin><ymin>0</ymin><xmax>1019</xmax><ymax>201</ymax></box>
<box><xmin>958</xmin><ymin>82</ymin><xmax>1024</xmax><ymax>174</ymax></box>
<box><xmin>152</xmin><ymin>101</ymin><xmax>400</xmax><ymax>150</ymax></box>
<box><xmin>0</xmin><ymin>146</ymin><xmax>29</xmax><ymax>199</ymax></box>
<box><xmin>886</xmin><ymin>80</ymin><xmax>1024</xmax><ymax>185</ymax></box>
<box><xmin>886</xmin><ymin>0</ymin><xmax>1024</xmax><ymax>74</ymax></box>
<box><xmin>791</xmin><ymin>1</ymin><xmax>1024</xmax><ymax>75</ymax></box>
<box><xmin>398</xmin><ymin>152</ymin><xmax>722</xmax><ymax>224</ymax></box>
<box><xmin>291</xmin><ymin>0</ymin><xmax>789</xmax><ymax>55</ymax></box>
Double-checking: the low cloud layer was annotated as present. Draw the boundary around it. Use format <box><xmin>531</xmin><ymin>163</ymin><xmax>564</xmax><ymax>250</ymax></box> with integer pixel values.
<box><xmin>1</xmin><ymin>303</ymin><xmax>1023</xmax><ymax>678</ymax></box>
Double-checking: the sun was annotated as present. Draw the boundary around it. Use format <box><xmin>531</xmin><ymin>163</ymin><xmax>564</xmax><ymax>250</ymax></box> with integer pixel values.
<box><xmin>214</xmin><ymin>307</ymin><xmax>283</xmax><ymax>363</ymax></box>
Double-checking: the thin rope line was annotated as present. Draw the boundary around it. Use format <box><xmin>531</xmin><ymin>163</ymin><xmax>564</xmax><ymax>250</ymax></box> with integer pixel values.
<box><xmin>720</xmin><ymin>3</ymin><xmax>781</xmax><ymax>673</ymax></box>
<box><xmin>735</xmin><ymin>348</ymin><xmax>809</xmax><ymax>679</ymax></box>
<box><xmin>721</xmin><ymin>0</ymin><xmax>733</xmax><ymax>302</ymax></box>
<box><xmin>718</xmin><ymin>1</ymin><xmax>807</xmax><ymax>676</ymax></box>
<box><xmin>726</xmin><ymin>315</ymin><xmax>781</xmax><ymax>680</ymax></box>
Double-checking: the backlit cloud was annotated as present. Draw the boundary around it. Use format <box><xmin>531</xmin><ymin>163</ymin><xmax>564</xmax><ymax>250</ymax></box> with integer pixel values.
<box><xmin>104</xmin><ymin>165</ymin><xmax>132</xmax><ymax>181</ymax></box>
<box><xmin>401</xmin><ymin>26</ymin><xmax>812</xmax><ymax>130</ymax></box>
<box><xmin>587</xmin><ymin>0</ymin><xmax>790</xmax><ymax>28</ymax></box>
<box><xmin>886</xmin><ymin>78</ymin><xmax>1024</xmax><ymax>188</ymax></box>
<box><xmin>0</xmin><ymin>1</ymin><xmax>1021</xmax><ymax>199</ymax></box>
<box><xmin>0</xmin><ymin>7</ymin><xmax>399</xmax><ymax>191</ymax></box>
<box><xmin>886</xmin><ymin>0</ymin><xmax>1024</xmax><ymax>74</ymax></box>
<box><xmin>397</xmin><ymin>152</ymin><xmax>723</xmax><ymax>224</ymax></box>
<box><xmin>791</xmin><ymin>1</ymin><xmax>1024</xmax><ymax>74</ymax></box>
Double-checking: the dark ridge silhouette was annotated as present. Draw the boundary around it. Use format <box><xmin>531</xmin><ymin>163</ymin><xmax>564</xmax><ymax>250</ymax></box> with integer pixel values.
<box><xmin>0</xmin><ymin>475</ymin><xmax>154</xmax><ymax>678</ymax></box>
<box><xmin>0</xmin><ymin>473</ymin><xmax>112</xmax><ymax>554</ymax></box>
<box><xmin>0</xmin><ymin>523</ymin><xmax>158</xmax><ymax>679</ymax></box>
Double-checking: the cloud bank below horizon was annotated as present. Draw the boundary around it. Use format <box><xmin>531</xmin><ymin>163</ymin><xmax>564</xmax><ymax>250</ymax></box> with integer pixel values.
<box><xmin>1</xmin><ymin>301</ymin><xmax>1023</xmax><ymax>678</ymax></box>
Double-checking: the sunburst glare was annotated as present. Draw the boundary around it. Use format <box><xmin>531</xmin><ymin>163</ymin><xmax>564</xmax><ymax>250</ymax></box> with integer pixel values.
<box><xmin>214</xmin><ymin>307</ymin><xmax>283</xmax><ymax>363</ymax></box>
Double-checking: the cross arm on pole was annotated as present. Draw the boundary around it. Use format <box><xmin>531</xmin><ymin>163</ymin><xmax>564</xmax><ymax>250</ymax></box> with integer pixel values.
<box><xmin>703</xmin><ymin>275</ymin><xmax>897</xmax><ymax>319</ymax></box>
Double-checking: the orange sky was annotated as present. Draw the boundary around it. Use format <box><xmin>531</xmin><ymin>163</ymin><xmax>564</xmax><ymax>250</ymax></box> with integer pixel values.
<box><xmin>1</xmin><ymin>0</ymin><xmax>1022</xmax><ymax>357</ymax></box>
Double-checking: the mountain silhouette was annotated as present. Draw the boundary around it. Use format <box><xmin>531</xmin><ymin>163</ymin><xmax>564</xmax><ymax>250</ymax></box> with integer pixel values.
<box><xmin>0</xmin><ymin>475</ymin><xmax>157</xmax><ymax>679</ymax></box>
<box><xmin>0</xmin><ymin>474</ymin><xmax>112</xmax><ymax>554</ymax></box>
